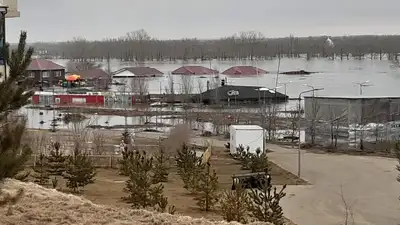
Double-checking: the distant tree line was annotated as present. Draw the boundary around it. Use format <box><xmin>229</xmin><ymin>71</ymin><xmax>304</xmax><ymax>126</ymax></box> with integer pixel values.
<box><xmin>29</xmin><ymin>29</ymin><xmax>400</xmax><ymax>62</ymax></box>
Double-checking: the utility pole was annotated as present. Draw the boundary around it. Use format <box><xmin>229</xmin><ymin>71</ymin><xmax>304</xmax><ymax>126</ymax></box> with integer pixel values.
<box><xmin>297</xmin><ymin>87</ymin><xmax>324</xmax><ymax>177</ymax></box>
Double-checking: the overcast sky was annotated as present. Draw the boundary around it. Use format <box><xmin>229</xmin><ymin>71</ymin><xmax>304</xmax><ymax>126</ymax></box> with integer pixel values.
<box><xmin>6</xmin><ymin>0</ymin><xmax>400</xmax><ymax>42</ymax></box>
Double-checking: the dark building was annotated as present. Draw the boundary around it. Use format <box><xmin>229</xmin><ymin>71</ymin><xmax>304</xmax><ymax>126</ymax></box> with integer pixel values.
<box><xmin>221</xmin><ymin>66</ymin><xmax>268</xmax><ymax>76</ymax></box>
<box><xmin>76</xmin><ymin>68</ymin><xmax>111</xmax><ymax>90</ymax></box>
<box><xmin>192</xmin><ymin>84</ymin><xmax>288</xmax><ymax>104</ymax></box>
<box><xmin>171</xmin><ymin>66</ymin><xmax>218</xmax><ymax>75</ymax></box>
<box><xmin>26</xmin><ymin>59</ymin><xmax>65</xmax><ymax>87</ymax></box>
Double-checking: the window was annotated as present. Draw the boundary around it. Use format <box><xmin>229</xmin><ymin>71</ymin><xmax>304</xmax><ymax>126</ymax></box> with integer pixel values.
<box><xmin>54</xmin><ymin>71</ymin><xmax>62</xmax><ymax>77</ymax></box>
<box><xmin>42</xmin><ymin>71</ymin><xmax>50</xmax><ymax>78</ymax></box>
<box><xmin>29</xmin><ymin>72</ymin><xmax>35</xmax><ymax>78</ymax></box>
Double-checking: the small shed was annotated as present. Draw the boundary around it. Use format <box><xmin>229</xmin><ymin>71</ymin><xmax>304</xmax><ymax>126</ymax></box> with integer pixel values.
<box><xmin>171</xmin><ymin>66</ymin><xmax>218</xmax><ymax>75</ymax></box>
<box><xmin>230</xmin><ymin>125</ymin><xmax>264</xmax><ymax>155</ymax></box>
<box><xmin>222</xmin><ymin>66</ymin><xmax>268</xmax><ymax>76</ymax></box>
<box><xmin>112</xmin><ymin>67</ymin><xmax>163</xmax><ymax>78</ymax></box>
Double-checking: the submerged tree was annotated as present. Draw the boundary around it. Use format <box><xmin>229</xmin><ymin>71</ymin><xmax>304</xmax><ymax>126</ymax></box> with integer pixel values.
<box><xmin>0</xmin><ymin>31</ymin><xmax>34</xmax><ymax>206</ymax></box>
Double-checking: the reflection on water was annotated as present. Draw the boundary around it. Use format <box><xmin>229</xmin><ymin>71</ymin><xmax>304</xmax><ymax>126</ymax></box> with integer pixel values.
<box><xmin>22</xmin><ymin>107</ymin><xmax>215</xmax><ymax>132</ymax></box>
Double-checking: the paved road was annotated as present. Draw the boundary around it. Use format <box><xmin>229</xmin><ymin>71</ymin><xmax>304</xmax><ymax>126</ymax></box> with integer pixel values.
<box><xmin>266</xmin><ymin>144</ymin><xmax>399</xmax><ymax>225</ymax></box>
<box><xmin>138</xmin><ymin>132</ymin><xmax>400</xmax><ymax>225</ymax></box>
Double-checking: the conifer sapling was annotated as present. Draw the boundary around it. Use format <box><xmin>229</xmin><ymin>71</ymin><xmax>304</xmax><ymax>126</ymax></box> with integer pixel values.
<box><xmin>62</xmin><ymin>148</ymin><xmax>96</xmax><ymax>193</ymax></box>
<box><xmin>31</xmin><ymin>153</ymin><xmax>50</xmax><ymax>186</ymax></box>
<box><xmin>194</xmin><ymin>162</ymin><xmax>219</xmax><ymax>211</ymax></box>
<box><xmin>220</xmin><ymin>183</ymin><xmax>250</xmax><ymax>223</ymax></box>
<box><xmin>247</xmin><ymin>174</ymin><xmax>286</xmax><ymax>225</ymax></box>
<box><xmin>152</xmin><ymin>144</ymin><xmax>169</xmax><ymax>183</ymax></box>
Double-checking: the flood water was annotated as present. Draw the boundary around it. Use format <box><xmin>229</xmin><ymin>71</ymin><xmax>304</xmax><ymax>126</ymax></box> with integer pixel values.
<box><xmin>52</xmin><ymin>58</ymin><xmax>400</xmax><ymax>99</ymax></box>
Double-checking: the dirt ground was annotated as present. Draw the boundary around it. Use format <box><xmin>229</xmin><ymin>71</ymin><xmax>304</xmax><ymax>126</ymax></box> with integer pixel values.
<box><xmin>79</xmin><ymin>143</ymin><xmax>305</xmax><ymax>220</ymax></box>
<box><xmin>25</xmin><ymin>128</ymin><xmax>305</xmax><ymax>223</ymax></box>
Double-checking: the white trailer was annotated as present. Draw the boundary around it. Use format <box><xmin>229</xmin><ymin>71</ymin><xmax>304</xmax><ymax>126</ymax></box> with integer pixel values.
<box><xmin>229</xmin><ymin>125</ymin><xmax>264</xmax><ymax>155</ymax></box>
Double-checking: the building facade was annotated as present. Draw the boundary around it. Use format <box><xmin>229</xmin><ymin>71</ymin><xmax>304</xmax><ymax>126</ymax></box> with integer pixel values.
<box><xmin>26</xmin><ymin>59</ymin><xmax>65</xmax><ymax>87</ymax></box>
<box><xmin>303</xmin><ymin>96</ymin><xmax>400</xmax><ymax>148</ymax></box>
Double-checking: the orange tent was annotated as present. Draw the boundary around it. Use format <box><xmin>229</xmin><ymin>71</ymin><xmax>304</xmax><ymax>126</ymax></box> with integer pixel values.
<box><xmin>66</xmin><ymin>74</ymin><xmax>80</xmax><ymax>81</ymax></box>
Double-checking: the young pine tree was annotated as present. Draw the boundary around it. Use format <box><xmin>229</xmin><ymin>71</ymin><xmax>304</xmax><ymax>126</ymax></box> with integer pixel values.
<box><xmin>176</xmin><ymin>143</ymin><xmax>204</xmax><ymax>192</ymax></box>
<box><xmin>247</xmin><ymin>175</ymin><xmax>286</xmax><ymax>225</ymax></box>
<box><xmin>0</xmin><ymin>31</ymin><xmax>34</xmax><ymax>206</ymax></box>
<box><xmin>118</xmin><ymin>145</ymin><xmax>131</xmax><ymax>176</ymax></box>
<box><xmin>194</xmin><ymin>163</ymin><xmax>219</xmax><ymax>211</ymax></box>
<box><xmin>152</xmin><ymin>144</ymin><xmax>169</xmax><ymax>183</ymax></box>
<box><xmin>62</xmin><ymin>148</ymin><xmax>96</xmax><ymax>193</ymax></box>
<box><xmin>248</xmin><ymin>148</ymin><xmax>270</xmax><ymax>173</ymax></box>
<box><xmin>46</xmin><ymin>142</ymin><xmax>67</xmax><ymax>176</ymax></box>
<box><xmin>31</xmin><ymin>153</ymin><xmax>50</xmax><ymax>186</ymax></box>
<box><xmin>220</xmin><ymin>184</ymin><xmax>250</xmax><ymax>223</ymax></box>
<box><xmin>123</xmin><ymin>150</ymin><xmax>169</xmax><ymax>210</ymax></box>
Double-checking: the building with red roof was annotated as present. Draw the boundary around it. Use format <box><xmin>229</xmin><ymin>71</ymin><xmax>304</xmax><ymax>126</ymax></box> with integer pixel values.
<box><xmin>112</xmin><ymin>67</ymin><xmax>163</xmax><ymax>78</ymax></box>
<box><xmin>26</xmin><ymin>59</ymin><xmax>65</xmax><ymax>87</ymax></box>
<box><xmin>171</xmin><ymin>66</ymin><xmax>218</xmax><ymax>75</ymax></box>
<box><xmin>221</xmin><ymin>66</ymin><xmax>268</xmax><ymax>76</ymax></box>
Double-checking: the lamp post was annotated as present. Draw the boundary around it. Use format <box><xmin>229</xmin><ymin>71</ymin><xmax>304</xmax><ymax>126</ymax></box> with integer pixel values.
<box><xmin>278</xmin><ymin>81</ymin><xmax>292</xmax><ymax>112</ymax></box>
<box><xmin>353</xmin><ymin>80</ymin><xmax>372</xmax><ymax>95</ymax></box>
<box><xmin>0</xmin><ymin>5</ymin><xmax>8</xmax><ymax>80</ymax></box>
<box><xmin>297</xmin><ymin>87</ymin><xmax>324</xmax><ymax>177</ymax></box>
<box><xmin>303</xmin><ymin>84</ymin><xmax>316</xmax><ymax>96</ymax></box>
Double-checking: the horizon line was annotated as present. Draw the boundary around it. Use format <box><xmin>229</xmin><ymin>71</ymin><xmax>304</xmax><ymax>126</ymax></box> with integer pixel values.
<box><xmin>19</xmin><ymin>33</ymin><xmax>400</xmax><ymax>44</ymax></box>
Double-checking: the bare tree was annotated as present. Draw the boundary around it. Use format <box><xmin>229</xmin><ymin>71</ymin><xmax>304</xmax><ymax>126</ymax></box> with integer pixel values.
<box><xmin>130</xmin><ymin>77</ymin><xmax>149</xmax><ymax>103</ymax></box>
<box><xmin>125</xmin><ymin>29</ymin><xmax>152</xmax><ymax>62</ymax></box>
<box><xmin>197</xmin><ymin>79</ymin><xmax>204</xmax><ymax>104</ymax></box>
<box><xmin>31</xmin><ymin>30</ymin><xmax>400</xmax><ymax>62</ymax></box>
<box><xmin>180</xmin><ymin>75</ymin><xmax>193</xmax><ymax>103</ymax></box>
<box><xmin>25</xmin><ymin>131</ymin><xmax>49</xmax><ymax>154</ymax></box>
<box><xmin>66</xmin><ymin>60</ymin><xmax>102</xmax><ymax>73</ymax></box>
<box><xmin>68</xmin><ymin>119</ymin><xmax>94</xmax><ymax>155</ymax></box>
<box><xmin>92</xmin><ymin>131</ymin><xmax>106</xmax><ymax>155</ymax></box>
<box><xmin>287</xmin><ymin>107</ymin><xmax>300</xmax><ymax>147</ymax></box>
<box><xmin>307</xmin><ymin>98</ymin><xmax>321</xmax><ymax>145</ymax></box>
<box><xmin>327</xmin><ymin>106</ymin><xmax>347</xmax><ymax>149</ymax></box>
<box><xmin>263</xmin><ymin>102</ymin><xmax>279</xmax><ymax>141</ymax></box>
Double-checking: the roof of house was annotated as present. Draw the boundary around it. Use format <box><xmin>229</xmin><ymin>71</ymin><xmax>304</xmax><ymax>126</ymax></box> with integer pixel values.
<box><xmin>230</xmin><ymin>125</ymin><xmax>263</xmax><ymax>130</ymax></box>
<box><xmin>113</xmin><ymin>67</ymin><xmax>163</xmax><ymax>77</ymax></box>
<box><xmin>76</xmin><ymin>68</ymin><xmax>110</xmax><ymax>80</ymax></box>
<box><xmin>221</xmin><ymin>66</ymin><xmax>268</xmax><ymax>76</ymax></box>
<box><xmin>171</xmin><ymin>66</ymin><xmax>218</xmax><ymax>75</ymax></box>
<box><xmin>196</xmin><ymin>85</ymin><xmax>287</xmax><ymax>101</ymax></box>
<box><xmin>27</xmin><ymin>59</ymin><xmax>65</xmax><ymax>71</ymax></box>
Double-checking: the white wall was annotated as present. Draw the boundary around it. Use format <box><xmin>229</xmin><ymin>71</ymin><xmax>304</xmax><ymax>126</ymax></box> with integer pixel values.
<box><xmin>3</xmin><ymin>0</ymin><xmax>20</xmax><ymax>18</ymax></box>
<box><xmin>230</xmin><ymin>128</ymin><xmax>264</xmax><ymax>154</ymax></box>
<box><xmin>113</xmin><ymin>70</ymin><xmax>135</xmax><ymax>78</ymax></box>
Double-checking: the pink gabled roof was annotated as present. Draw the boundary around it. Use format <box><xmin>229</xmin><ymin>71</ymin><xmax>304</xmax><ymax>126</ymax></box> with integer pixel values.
<box><xmin>27</xmin><ymin>59</ymin><xmax>65</xmax><ymax>71</ymax></box>
<box><xmin>171</xmin><ymin>66</ymin><xmax>218</xmax><ymax>75</ymax></box>
<box><xmin>221</xmin><ymin>66</ymin><xmax>268</xmax><ymax>76</ymax></box>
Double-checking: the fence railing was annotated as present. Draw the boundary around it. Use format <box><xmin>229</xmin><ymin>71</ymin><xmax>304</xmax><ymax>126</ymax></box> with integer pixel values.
<box><xmin>28</xmin><ymin>154</ymin><xmax>123</xmax><ymax>169</ymax></box>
